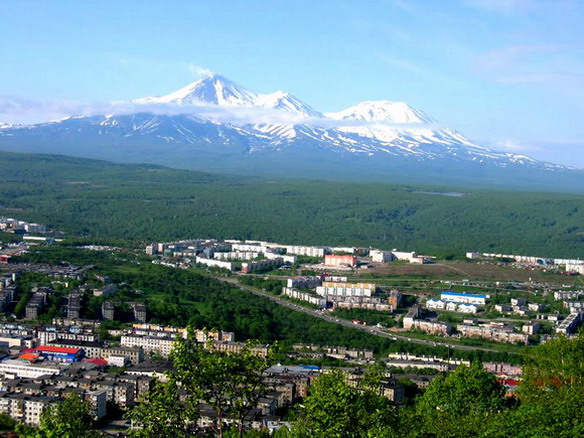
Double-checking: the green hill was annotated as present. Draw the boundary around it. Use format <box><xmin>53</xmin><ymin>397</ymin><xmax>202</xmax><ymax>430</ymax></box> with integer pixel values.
<box><xmin>1</xmin><ymin>151</ymin><xmax>583</xmax><ymax>258</ymax></box>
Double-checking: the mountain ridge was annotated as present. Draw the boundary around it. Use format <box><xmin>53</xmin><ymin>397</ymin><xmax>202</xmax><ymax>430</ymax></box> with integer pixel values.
<box><xmin>0</xmin><ymin>74</ymin><xmax>579</xmax><ymax>189</ymax></box>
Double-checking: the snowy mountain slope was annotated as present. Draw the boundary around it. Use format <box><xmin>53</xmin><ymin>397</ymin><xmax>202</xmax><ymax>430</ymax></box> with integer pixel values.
<box><xmin>0</xmin><ymin>74</ymin><xmax>567</xmax><ymax>175</ymax></box>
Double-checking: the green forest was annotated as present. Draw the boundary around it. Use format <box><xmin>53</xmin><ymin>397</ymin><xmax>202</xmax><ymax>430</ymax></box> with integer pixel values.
<box><xmin>1</xmin><ymin>151</ymin><xmax>584</xmax><ymax>258</ymax></box>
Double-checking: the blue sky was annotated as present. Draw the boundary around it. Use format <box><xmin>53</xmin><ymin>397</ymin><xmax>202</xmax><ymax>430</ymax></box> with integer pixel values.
<box><xmin>1</xmin><ymin>0</ymin><xmax>583</xmax><ymax>166</ymax></box>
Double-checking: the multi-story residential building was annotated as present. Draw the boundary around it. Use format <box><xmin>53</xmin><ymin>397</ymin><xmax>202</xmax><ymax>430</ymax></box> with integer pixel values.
<box><xmin>387</xmin><ymin>290</ymin><xmax>402</xmax><ymax>311</ymax></box>
<box><xmin>282</xmin><ymin>288</ymin><xmax>327</xmax><ymax>309</ymax></box>
<box><xmin>457</xmin><ymin>323</ymin><xmax>529</xmax><ymax>344</ymax></box>
<box><xmin>440</xmin><ymin>292</ymin><xmax>486</xmax><ymax>305</ymax></box>
<box><xmin>426</xmin><ymin>298</ymin><xmax>446</xmax><ymax>310</ymax></box>
<box><xmin>286</xmin><ymin>276</ymin><xmax>322</xmax><ymax>289</ymax></box>
<box><xmin>214</xmin><ymin>251</ymin><xmax>257</xmax><ymax>261</ymax></box>
<box><xmin>0</xmin><ymin>393</ymin><xmax>56</xmax><ymax>425</ymax></box>
<box><xmin>264</xmin><ymin>251</ymin><xmax>296</xmax><ymax>264</ymax></box>
<box><xmin>369</xmin><ymin>250</ymin><xmax>394</xmax><ymax>263</ymax></box>
<box><xmin>101</xmin><ymin>301</ymin><xmax>115</xmax><ymax>320</ymax></box>
<box><xmin>121</xmin><ymin>335</ymin><xmax>175</xmax><ymax>357</ymax></box>
<box><xmin>92</xmin><ymin>284</ymin><xmax>117</xmax><ymax>297</ymax></box>
<box><xmin>241</xmin><ymin>258</ymin><xmax>283</xmax><ymax>274</ymax></box>
<box><xmin>195</xmin><ymin>256</ymin><xmax>234</xmax><ymax>272</ymax></box>
<box><xmin>0</xmin><ymin>360</ymin><xmax>61</xmax><ymax>379</ymax></box>
<box><xmin>324</xmin><ymin>255</ymin><xmax>357</xmax><ymax>268</ymax></box>
<box><xmin>25</xmin><ymin>289</ymin><xmax>50</xmax><ymax>321</ymax></box>
<box><xmin>207</xmin><ymin>341</ymin><xmax>270</xmax><ymax>358</ymax></box>
<box><xmin>335</xmin><ymin>301</ymin><xmax>392</xmax><ymax>311</ymax></box>
<box><xmin>231</xmin><ymin>243</ymin><xmax>263</xmax><ymax>253</ymax></box>
<box><xmin>129</xmin><ymin>302</ymin><xmax>147</xmax><ymax>323</ymax></box>
<box><xmin>555</xmin><ymin>313</ymin><xmax>582</xmax><ymax>335</ymax></box>
<box><xmin>554</xmin><ymin>290</ymin><xmax>584</xmax><ymax>301</ymax></box>
<box><xmin>403</xmin><ymin>318</ymin><xmax>452</xmax><ymax>336</ymax></box>
<box><xmin>316</xmin><ymin>282</ymin><xmax>375</xmax><ymax>297</ymax></box>
<box><xmin>67</xmin><ymin>293</ymin><xmax>82</xmax><ymax>319</ymax></box>
<box><xmin>284</xmin><ymin>245</ymin><xmax>326</xmax><ymax>258</ymax></box>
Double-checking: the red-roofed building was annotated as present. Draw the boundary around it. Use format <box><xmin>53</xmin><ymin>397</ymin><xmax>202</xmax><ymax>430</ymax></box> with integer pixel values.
<box><xmin>18</xmin><ymin>353</ymin><xmax>40</xmax><ymax>363</ymax></box>
<box><xmin>85</xmin><ymin>358</ymin><xmax>108</xmax><ymax>367</ymax></box>
<box><xmin>33</xmin><ymin>345</ymin><xmax>84</xmax><ymax>363</ymax></box>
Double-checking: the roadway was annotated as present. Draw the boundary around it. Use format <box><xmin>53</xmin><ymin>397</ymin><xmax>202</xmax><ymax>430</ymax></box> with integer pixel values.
<box><xmin>217</xmin><ymin>276</ymin><xmax>504</xmax><ymax>354</ymax></box>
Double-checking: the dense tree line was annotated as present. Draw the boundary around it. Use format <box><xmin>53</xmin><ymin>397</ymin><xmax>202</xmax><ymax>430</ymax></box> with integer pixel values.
<box><xmin>1</xmin><ymin>151</ymin><xmax>584</xmax><ymax>258</ymax></box>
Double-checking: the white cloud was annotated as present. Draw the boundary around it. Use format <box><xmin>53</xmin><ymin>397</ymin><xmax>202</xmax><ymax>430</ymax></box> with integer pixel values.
<box><xmin>187</xmin><ymin>64</ymin><xmax>214</xmax><ymax>77</ymax></box>
<box><xmin>493</xmin><ymin>139</ymin><xmax>538</xmax><ymax>153</ymax></box>
<box><xmin>0</xmin><ymin>94</ymin><xmax>445</xmax><ymax>131</ymax></box>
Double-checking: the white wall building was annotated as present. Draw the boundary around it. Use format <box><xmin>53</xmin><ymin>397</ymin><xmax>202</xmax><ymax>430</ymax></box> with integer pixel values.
<box><xmin>440</xmin><ymin>292</ymin><xmax>486</xmax><ymax>305</ymax></box>
<box><xmin>282</xmin><ymin>288</ymin><xmax>327</xmax><ymax>309</ymax></box>
<box><xmin>315</xmin><ymin>282</ymin><xmax>375</xmax><ymax>297</ymax></box>
<box><xmin>370</xmin><ymin>250</ymin><xmax>394</xmax><ymax>263</ymax></box>
<box><xmin>195</xmin><ymin>257</ymin><xmax>234</xmax><ymax>271</ymax></box>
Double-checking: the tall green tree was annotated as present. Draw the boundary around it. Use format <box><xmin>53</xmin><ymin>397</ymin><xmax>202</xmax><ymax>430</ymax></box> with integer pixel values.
<box><xmin>16</xmin><ymin>393</ymin><xmax>100</xmax><ymax>438</ymax></box>
<box><xmin>287</xmin><ymin>369</ymin><xmax>397</xmax><ymax>438</ymax></box>
<box><xmin>125</xmin><ymin>379</ymin><xmax>195</xmax><ymax>438</ymax></box>
<box><xmin>482</xmin><ymin>334</ymin><xmax>584</xmax><ymax>437</ymax></box>
<box><xmin>412</xmin><ymin>362</ymin><xmax>506</xmax><ymax>438</ymax></box>
<box><xmin>170</xmin><ymin>329</ymin><xmax>274</xmax><ymax>438</ymax></box>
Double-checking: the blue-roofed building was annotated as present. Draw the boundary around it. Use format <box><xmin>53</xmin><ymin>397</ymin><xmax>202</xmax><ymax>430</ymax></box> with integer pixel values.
<box><xmin>440</xmin><ymin>292</ymin><xmax>486</xmax><ymax>305</ymax></box>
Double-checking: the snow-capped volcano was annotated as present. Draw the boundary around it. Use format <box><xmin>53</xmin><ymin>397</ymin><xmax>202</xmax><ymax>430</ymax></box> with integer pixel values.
<box><xmin>136</xmin><ymin>74</ymin><xmax>321</xmax><ymax>119</ymax></box>
<box><xmin>0</xmin><ymin>73</ymin><xmax>568</xmax><ymax>184</ymax></box>
<box><xmin>136</xmin><ymin>74</ymin><xmax>257</xmax><ymax>107</ymax></box>
<box><xmin>326</xmin><ymin>100</ymin><xmax>434</xmax><ymax>124</ymax></box>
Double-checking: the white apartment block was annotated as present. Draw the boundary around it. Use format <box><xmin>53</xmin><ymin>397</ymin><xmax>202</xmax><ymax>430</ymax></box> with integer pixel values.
<box><xmin>554</xmin><ymin>290</ymin><xmax>584</xmax><ymax>301</ymax></box>
<box><xmin>284</xmin><ymin>245</ymin><xmax>325</xmax><ymax>258</ymax></box>
<box><xmin>403</xmin><ymin>318</ymin><xmax>452</xmax><ymax>336</ymax></box>
<box><xmin>370</xmin><ymin>249</ymin><xmax>394</xmax><ymax>263</ymax></box>
<box><xmin>231</xmin><ymin>243</ymin><xmax>263</xmax><ymax>253</ymax></box>
<box><xmin>457</xmin><ymin>324</ymin><xmax>529</xmax><ymax>344</ymax></box>
<box><xmin>214</xmin><ymin>251</ymin><xmax>257</xmax><ymax>261</ymax></box>
<box><xmin>265</xmin><ymin>251</ymin><xmax>296</xmax><ymax>264</ymax></box>
<box><xmin>282</xmin><ymin>288</ymin><xmax>327</xmax><ymax>309</ymax></box>
<box><xmin>315</xmin><ymin>282</ymin><xmax>375</xmax><ymax>297</ymax></box>
<box><xmin>121</xmin><ymin>335</ymin><xmax>175</xmax><ymax>357</ymax></box>
<box><xmin>0</xmin><ymin>360</ymin><xmax>61</xmax><ymax>379</ymax></box>
<box><xmin>0</xmin><ymin>393</ymin><xmax>56</xmax><ymax>425</ymax></box>
<box><xmin>286</xmin><ymin>276</ymin><xmax>322</xmax><ymax>289</ymax></box>
<box><xmin>195</xmin><ymin>257</ymin><xmax>234</xmax><ymax>271</ymax></box>
<box><xmin>426</xmin><ymin>299</ymin><xmax>445</xmax><ymax>310</ymax></box>
<box><xmin>566</xmin><ymin>263</ymin><xmax>584</xmax><ymax>274</ymax></box>
<box><xmin>426</xmin><ymin>298</ymin><xmax>477</xmax><ymax>313</ymax></box>
<box><xmin>440</xmin><ymin>292</ymin><xmax>486</xmax><ymax>305</ymax></box>
<box><xmin>555</xmin><ymin>313</ymin><xmax>582</xmax><ymax>335</ymax></box>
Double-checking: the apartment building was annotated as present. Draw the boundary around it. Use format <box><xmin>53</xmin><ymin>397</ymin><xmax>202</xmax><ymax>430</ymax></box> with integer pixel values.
<box><xmin>282</xmin><ymin>288</ymin><xmax>327</xmax><ymax>309</ymax></box>
<box><xmin>440</xmin><ymin>292</ymin><xmax>486</xmax><ymax>305</ymax></box>
<box><xmin>324</xmin><ymin>255</ymin><xmax>357</xmax><ymax>268</ymax></box>
<box><xmin>316</xmin><ymin>281</ymin><xmax>375</xmax><ymax>297</ymax></box>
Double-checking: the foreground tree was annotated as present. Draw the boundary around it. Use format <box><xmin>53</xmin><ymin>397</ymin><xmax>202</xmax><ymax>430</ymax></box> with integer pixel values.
<box><xmin>412</xmin><ymin>361</ymin><xmax>507</xmax><ymax>438</ymax></box>
<box><xmin>125</xmin><ymin>379</ymin><xmax>195</xmax><ymax>438</ymax></box>
<box><xmin>16</xmin><ymin>393</ymin><xmax>100</xmax><ymax>438</ymax></box>
<box><xmin>286</xmin><ymin>369</ymin><xmax>398</xmax><ymax>438</ymax></box>
<box><xmin>482</xmin><ymin>334</ymin><xmax>584</xmax><ymax>437</ymax></box>
<box><xmin>169</xmin><ymin>329</ymin><xmax>274</xmax><ymax>438</ymax></box>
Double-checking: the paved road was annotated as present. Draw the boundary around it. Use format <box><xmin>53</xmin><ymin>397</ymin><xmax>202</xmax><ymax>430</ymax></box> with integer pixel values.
<box><xmin>217</xmin><ymin>276</ymin><xmax>504</xmax><ymax>354</ymax></box>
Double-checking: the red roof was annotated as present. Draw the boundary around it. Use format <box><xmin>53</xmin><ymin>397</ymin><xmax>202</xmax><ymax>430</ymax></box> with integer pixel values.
<box><xmin>85</xmin><ymin>358</ymin><xmax>108</xmax><ymax>366</ymax></box>
<box><xmin>18</xmin><ymin>353</ymin><xmax>40</xmax><ymax>362</ymax></box>
<box><xmin>35</xmin><ymin>346</ymin><xmax>82</xmax><ymax>354</ymax></box>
